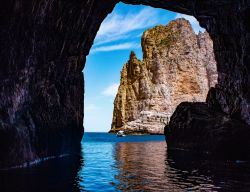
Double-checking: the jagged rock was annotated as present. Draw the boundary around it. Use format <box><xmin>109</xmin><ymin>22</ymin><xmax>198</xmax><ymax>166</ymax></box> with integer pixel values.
<box><xmin>110</xmin><ymin>19</ymin><xmax>217</xmax><ymax>135</ymax></box>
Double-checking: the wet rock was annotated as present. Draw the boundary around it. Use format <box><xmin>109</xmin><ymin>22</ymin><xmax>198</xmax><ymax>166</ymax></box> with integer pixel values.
<box><xmin>166</xmin><ymin>102</ymin><xmax>250</xmax><ymax>159</ymax></box>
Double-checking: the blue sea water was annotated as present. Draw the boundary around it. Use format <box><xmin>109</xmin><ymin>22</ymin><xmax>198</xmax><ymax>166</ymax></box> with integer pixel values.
<box><xmin>1</xmin><ymin>132</ymin><xmax>250</xmax><ymax>192</ymax></box>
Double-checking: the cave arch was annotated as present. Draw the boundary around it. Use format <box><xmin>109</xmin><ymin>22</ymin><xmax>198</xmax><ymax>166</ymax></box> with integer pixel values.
<box><xmin>0</xmin><ymin>0</ymin><xmax>249</xmax><ymax>168</ymax></box>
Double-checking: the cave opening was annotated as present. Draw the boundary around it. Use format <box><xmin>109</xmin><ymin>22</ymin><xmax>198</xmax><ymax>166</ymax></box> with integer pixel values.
<box><xmin>84</xmin><ymin>2</ymin><xmax>217</xmax><ymax>134</ymax></box>
<box><xmin>1</xmin><ymin>2</ymin><xmax>250</xmax><ymax>191</ymax></box>
<box><xmin>1</xmin><ymin>0</ymin><xmax>249</xmax><ymax>169</ymax></box>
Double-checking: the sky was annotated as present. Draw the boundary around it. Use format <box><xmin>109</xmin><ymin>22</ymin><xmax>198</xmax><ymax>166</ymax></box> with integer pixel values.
<box><xmin>84</xmin><ymin>2</ymin><xmax>204</xmax><ymax>132</ymax></box>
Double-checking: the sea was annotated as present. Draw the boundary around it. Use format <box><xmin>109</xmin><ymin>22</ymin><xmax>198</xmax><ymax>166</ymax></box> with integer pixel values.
<box><xmin>1</xmin><ymin>132</ymin><xmax>250</xmax><ymax>192</ymax></box>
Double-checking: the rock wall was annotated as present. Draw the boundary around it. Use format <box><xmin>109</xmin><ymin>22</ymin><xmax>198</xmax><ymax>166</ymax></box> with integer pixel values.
<box><xmin>0</xmin><ymin>0</ymin><xmax>117</xmax><ymax>168</ymax></box>
<box><xmin>1</xmin><ymin>0</ymin><xmax>250</xmax><ymax>167</ymax></box>
<box><xmin>110</xmin><ymin>19</ymin><xmax>217</xmax><ymax>134</ymax></box>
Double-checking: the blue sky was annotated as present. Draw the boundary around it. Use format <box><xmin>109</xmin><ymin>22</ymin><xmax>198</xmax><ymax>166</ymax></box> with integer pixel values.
<box><xmin>84</xmin><ymin>2</ymin><xmax>204</xmax><ymax>132</ymax></box>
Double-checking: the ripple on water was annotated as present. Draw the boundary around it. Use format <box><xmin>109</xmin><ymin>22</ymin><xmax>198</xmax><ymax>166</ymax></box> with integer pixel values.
<box><xmin>0</xmin><ymin>133</ymin><xmax>250</xmax><ymax>192</ymax></box>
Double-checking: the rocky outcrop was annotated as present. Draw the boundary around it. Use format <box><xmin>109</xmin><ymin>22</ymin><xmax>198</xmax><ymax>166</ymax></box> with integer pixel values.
<box><xmin>166</xmin><ymin>101</ymin><xmax>250</xmax><ymax>159</ymax></box>
<box><xmin>1</xmin><ymin>0</ymin><xmax>250</xmax><ymax>167</ymax></box>
<box><xmin>110</xmin><ymin>19</ymin><xmax>217</xmax><ymax>135</ymax></box>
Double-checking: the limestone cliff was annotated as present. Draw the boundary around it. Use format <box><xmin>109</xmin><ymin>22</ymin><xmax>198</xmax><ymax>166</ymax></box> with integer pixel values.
<box><xmin>110</xmin><ymin>19</ymin><xmax>217</xmax><ymax>134</ymax></box>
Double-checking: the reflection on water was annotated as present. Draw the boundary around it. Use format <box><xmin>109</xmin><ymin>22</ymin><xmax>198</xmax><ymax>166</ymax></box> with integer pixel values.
<box><xmin>0</xmin><ymin>133</ymin><xmax>250</xmax><ymax>192</ymax></box>
<box><xmin>114</xmin><ymin>142</ymin><xmax>220</xmax><ymax>191</ymax></box>
<box><xmin>0</xmin><ymin>155</ymin><xmax>83</xmax><ymax>192</ymax></box>
<box><xmin>114</xmin><ymin>141</ymin><xmax>250</xmax><ymax>192</ymax></box>
<box><xmin>76</xmin><ymin>141</ymin><xmax>119</xmax><ymax>191</ymax></box>
<box><xmin>114</xmin><ymin>142</ymin><xmax>171</xmax><ymax>191</ymax></box>
<box><xmin>167</xmin><ymin>151</ymin><xmax>250</xmax><ymax>192</ymax></box>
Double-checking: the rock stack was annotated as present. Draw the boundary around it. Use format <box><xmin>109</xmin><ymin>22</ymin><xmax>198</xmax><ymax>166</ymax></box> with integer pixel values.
<box><xmin>110</xmin><ymin>18</ymin><xmax>217</xmax><ymax>135</ymax></box>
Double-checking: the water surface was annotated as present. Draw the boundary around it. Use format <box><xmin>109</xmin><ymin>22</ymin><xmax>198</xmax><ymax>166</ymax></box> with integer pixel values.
<box><xmin>1</xmin><ymin>132</ymin><xmax>250</xmax><ymax>191</ymax></box>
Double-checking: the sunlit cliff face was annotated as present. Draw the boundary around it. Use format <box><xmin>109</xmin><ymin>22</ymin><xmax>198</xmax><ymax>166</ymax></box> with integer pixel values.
<box><xmin>110</xmin><ymin>18</ymin><xmax>217</xmax><ymax>135</ymax></box>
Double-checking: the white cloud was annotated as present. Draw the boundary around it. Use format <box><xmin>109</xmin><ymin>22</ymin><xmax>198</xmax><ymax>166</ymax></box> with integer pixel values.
<box><xmin>175</xmin><ymin>13</ymin><xmax>205</xmax><ymax>34</ymax></box>
<box><xmin>91</xmin><ymin>42</ymin><xmax>140</xmax><ymax>53</ymax></box>
<box><xmin>85</xmin><ymin>104</ymin><xmax>98</xmax><ymax>111</ymax></box>
<box><xmin>102</xmin><ymin>83</ymin><xmax>119</xmax><ymax>97</ymax></box>
<box><xmin>94</xmin><ymin>7</ymin><xmax>160</xmax><ymax>46</ymax></box>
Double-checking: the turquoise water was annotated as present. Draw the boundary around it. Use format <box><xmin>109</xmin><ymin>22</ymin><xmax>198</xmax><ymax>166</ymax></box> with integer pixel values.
<box><xmin>1</xmin><ymin>133</ymin><xmax>250</xmax><ymax>191</ymax></box>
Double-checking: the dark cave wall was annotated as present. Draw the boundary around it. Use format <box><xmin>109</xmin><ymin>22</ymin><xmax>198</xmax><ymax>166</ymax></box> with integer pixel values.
<box><xmin>0</xmin><ymin>0</ymin><xmax>117</xmax><ymax>168</ymax></box>
<box><xmin>0</xmin><ymin>0</ymin><xmax>250</xmax><ymax>167</ymax></box>
<box><xmin>202</xmin><ymin>1</ymin><xmax>250</xmax><ymax>124</ymax></box>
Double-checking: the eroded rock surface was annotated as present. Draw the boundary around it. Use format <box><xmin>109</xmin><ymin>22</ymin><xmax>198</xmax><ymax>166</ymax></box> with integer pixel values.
<box><xmin>0</xmin><ymin>0</ymin><xmax>117</xmax><ymax>168</ymax></box>
<box><xmin>110</xmin><ymin>19</ymin><xmax>217</xmax><ymax>135</ymax></box>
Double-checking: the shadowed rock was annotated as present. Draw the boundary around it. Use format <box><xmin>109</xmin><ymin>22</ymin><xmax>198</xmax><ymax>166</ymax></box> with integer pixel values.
<box><xmin>166</xmin><ymin>101</ymin><xmax>250</xmax><ymax>159</ymax></box>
